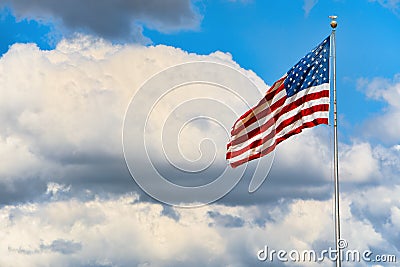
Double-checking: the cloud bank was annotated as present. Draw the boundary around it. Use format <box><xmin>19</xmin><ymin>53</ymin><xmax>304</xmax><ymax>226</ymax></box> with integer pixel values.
<box><xmin>0</xmin><ymin>0</ymin><xmax>201</xmax><ymax>42</ymax></box>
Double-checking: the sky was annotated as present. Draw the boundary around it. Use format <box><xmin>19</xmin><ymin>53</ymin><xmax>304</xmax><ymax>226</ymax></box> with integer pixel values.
<box><xmin>0</xmin><ymin>0</ymin><xmax>399</xmax><ymax>266</ymax></box>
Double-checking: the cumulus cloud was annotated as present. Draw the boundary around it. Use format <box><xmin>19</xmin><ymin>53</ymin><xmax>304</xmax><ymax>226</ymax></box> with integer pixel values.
<box><xmin>340</xmin><ymin>142</ymin><xmax>381</xmax><ymax>183</ymax></box>
<box><xmin>0</xmin><ymin>0</ymin><xmax>201</xmax><ymax>42</ymax></box>
<box><xmin>0</xmin><ymin>35</ymin><xmax>271</xmax><ymax>205</ymax></box>
<box><xmin>358</xmin><ymin>74</ymin><xmax>400</xmax><ymax>145</ymax></box>
<box><xmin>1</xmin><ymin>188</ymin><xmax>398</xmax><ymax>267</ymax></box>
<box><xmin>0</xmin><ymin>35</ymin><xmax>394</xmax><ymax>207</ymax></box>
<box><xmin>1</xmin><ymin>35</ymin><xmax>399</xmax><ymax>266</ymax></box>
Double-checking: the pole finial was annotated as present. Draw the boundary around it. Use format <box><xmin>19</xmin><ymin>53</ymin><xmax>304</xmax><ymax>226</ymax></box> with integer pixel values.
<box><xmin>329</xmin><ymin>15</ymin><xmax>338</xmax><ymax>29</ymax></box>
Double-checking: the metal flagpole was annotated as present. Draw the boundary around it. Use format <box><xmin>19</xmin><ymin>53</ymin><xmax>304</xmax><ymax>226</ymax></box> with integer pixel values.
<box><xmin>329</xmin><ymin>15</ymin><xmax>341</xmax><ymax>267</ymax></box>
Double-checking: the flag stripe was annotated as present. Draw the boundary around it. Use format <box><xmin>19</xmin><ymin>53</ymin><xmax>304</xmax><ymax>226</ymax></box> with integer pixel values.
<box><xmin>227</xmin><ymin>36</ymin><xmax>330</xmax><ymax>168</ymax></box>
<box><xmin>227</xmin><ymin>109</ymin><xmax>328</xmax><ymax>160</ymax></box>
<box><xmin>227</xmin><ymin>85</ymin><xmax>329</xmax><ymax>149</ymax></box>
<box><xmin>231</xmin><ymin>77</ymin><xmax>286</xmax><ymax>135</ymax></box>
<box><xmin>229</xmin><ymin>117</ymin><xmax>328</xmax><ymax>168</ymax></box>
<box><xmin>230</xmin><ymin>81</ymin><xmax>327</xmax><ymax>137</ymax></box>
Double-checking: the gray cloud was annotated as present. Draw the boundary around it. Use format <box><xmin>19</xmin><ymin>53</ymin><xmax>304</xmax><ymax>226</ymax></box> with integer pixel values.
<box><xmin>41</xmin><ymin>239</ymin><xmax>82</xmax><ymax>255</ymax></box>
<box><xmin>208</xmin><ymin>210</ymin><xmax>245</xmax><ymax>228</ymax></box>
<box><xmin>9</xmin><ymin>239</ymin><xmax>82</xmax><ymax>255</ymax></box>
<box><xmin>3</xmin><ymin>191</ymin><xmax>398</xmax><ymax>267</ymax></box>
<box><xmin>0</xmin><ymin>0</ymin><xmax>201</xmax><ymax>42</ymax></box>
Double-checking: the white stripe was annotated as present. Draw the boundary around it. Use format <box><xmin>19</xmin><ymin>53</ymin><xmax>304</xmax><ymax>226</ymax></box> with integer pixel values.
<box><xmin>228</xmin><ymin>86</ymin><xmax>329</xmax><ymax>150</ymax></box>
<box><xmin>228</xmin><ymin>110</ymin><xmax>328</xmax><ymax>164</ymax></box>
<box><xmin>276</xmin><ymin>111</ymin><xmax>329</xmax><ymax>139</ymax></box>
<box><xmin>227</xmin><ymin>83</ymin><xmax>330</xmax><ymax>165</ymax></box>
<box><xmin>228</xmin><ymin>101</ymin><xmax>329</xmax><ymax>163</ymax></box>
<box><xmin>228</xmin><ymin>95</ymin><xmax>329</xmax><ymax>156</ymax></box>
<box><xmin>274</xmin><ymin>96</ymin><xmax>329</xmax><ymax>127</ymax></box>
<box><xmin>231</xmin><ymin>83</ymin><xmax>328</xmax><ymax>139</ymax></box>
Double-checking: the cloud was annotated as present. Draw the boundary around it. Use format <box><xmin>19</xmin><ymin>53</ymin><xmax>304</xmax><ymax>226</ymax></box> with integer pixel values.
<box><xmin>340</xmin><ymin>142</ymin><xmax>381</xmax><ymax>183</ymax></box>
<box><xmin>357</xmin><ymin>74</ymin><xmax>400</xmax><ymax>145</ymax></box>
<box><xmin>369</xmin><ymin>0</ymin><xmax>400</xmax><ymax>14</ymax></box>
<box><xmin>0</xmin><ymin>35</ymin><xmax>271</xmax><ymax>205</ymax></box>
<box><xmin>303</xmin><ymin>0</ymin><xmax>318</xmax><ymax>17</ymax></box>
<box><xmin>0</xmin><ymin>0</ymin><xmax>201</xmax><ymax>42</ymax></box>
<box><xmin>1</xmin><ymin>36</ymin><xmax>399</xmax><ymax>266</ymax></box>
<box><xmin>1</xmin><ymin>189</ymin><xmax>398</xmax><ymax>267</ymax></box>
<box><xmin>0</xmin><ymin>35</ymin><xmax>394</xmax><ymax>207</ymax></box>
<box><xmin>9</xmin><ymin>239</ymin><xmax>82</xmax><ymax>255</ymax></box>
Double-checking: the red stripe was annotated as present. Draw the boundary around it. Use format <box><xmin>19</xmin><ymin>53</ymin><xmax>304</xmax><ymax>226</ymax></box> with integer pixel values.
<box><xmin>230</xmin><ymin>78</ymin><xmax>286</xmax><ymax>136</ymax></box>
<box><xmin>229</xmin><ymin>118</ymin><xmax>328</xmax><ymax>168</ymax></box>
<box><xmin>229</xmin><ymin>141</ymin><xmax>277</xmax><ymax>168</ymax></box>
<box><xmin>265</xmin><ymin>76</ymin><xmax>286</xmax><ymax>102</ymax></box>
<box><xmin>275</xmin><ymin>104</ymin><xmax>329</xmax><ymax>134</ymax></box>
<box><xmin>231</xmin><ymin>88</ymin><xmax>328</xmax><ymax>137</ymax></box>
<box><xmin>227</xmin><ymin>91</ymin><xmax>328</xmax><ymax>149</ymax></box>
<box><xmin>276</xmin><ymin>118</ymin><xmax>328</xmax><ymax>145</ymax></box>
<box><xmin>226</xmin><ymin>129</ymin><xmax>275</xmax><ymax>159</ymax></box>
<box><xmin>227</xmin><ymin>104</ymin><xmax>328</xmax><ymax>160</ymax></box>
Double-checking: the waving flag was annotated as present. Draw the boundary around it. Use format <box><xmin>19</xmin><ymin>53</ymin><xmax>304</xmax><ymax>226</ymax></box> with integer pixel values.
<box><xmin>227</xmin><ymin>36</ymin><xmax>330</xmax><ymax>168</ymax></box>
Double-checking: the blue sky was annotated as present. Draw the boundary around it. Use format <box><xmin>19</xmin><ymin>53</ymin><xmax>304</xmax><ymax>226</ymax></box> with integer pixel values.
<box><xmin>0</xmin><ymin>0</ymin><xmax>400</xmax><ymax>266</ymax></box>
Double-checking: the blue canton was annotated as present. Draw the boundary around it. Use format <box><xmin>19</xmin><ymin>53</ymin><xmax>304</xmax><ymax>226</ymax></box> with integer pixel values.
<box><xmin>284</xmin><ymin>36</ymin><xmax>330</xmax><ymax>97</ymax></box>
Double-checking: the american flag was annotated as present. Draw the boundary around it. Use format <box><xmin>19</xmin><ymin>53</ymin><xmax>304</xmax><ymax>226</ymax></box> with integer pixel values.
<box><xmin>226</xmin><ymin>36</ymin><xmax>330</xmax><ymax>168</ymax></box>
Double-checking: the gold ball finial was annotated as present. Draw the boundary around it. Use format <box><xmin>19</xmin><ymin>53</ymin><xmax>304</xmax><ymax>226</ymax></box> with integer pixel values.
<box><xmin>329</xmin><ymin>15</ymin><xmax>338</xmax><ymax>29</ymax></box>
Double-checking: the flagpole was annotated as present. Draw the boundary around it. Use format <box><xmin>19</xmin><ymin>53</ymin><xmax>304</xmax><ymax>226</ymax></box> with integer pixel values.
<box><xmin>330</xmin><ymin>15</ymin><xmax>341</xmax><ymax>267</ymax></box>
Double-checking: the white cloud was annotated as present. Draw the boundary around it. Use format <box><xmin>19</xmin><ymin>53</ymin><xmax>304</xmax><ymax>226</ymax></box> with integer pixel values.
<box><xmin>0</xmin><ymin>35</ymin><xmax>266</xmax><ymax>184</ymax></box>
<box><xmin>340</xmin><ymin>142</ymin><xmax>381</xmax><ymax>183</ymax></box>
<box><xmin>303</xmin><ymin>0</ymin><xmax>318</xmax><ymax>17</ymax></box>
<box><xmin>358</xmin><ymin>74</ymin><xmax>400</xmax><ymax>145</ymax></box>
<box><xmin>0</xmin><ymin>35</ymin><xmax>399</xmax><ymax>266</ymax></box>
<box><xmin>0</xmin><ymin>190</ymin><xmax>398</xmax><ymax>267</ymax></box>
